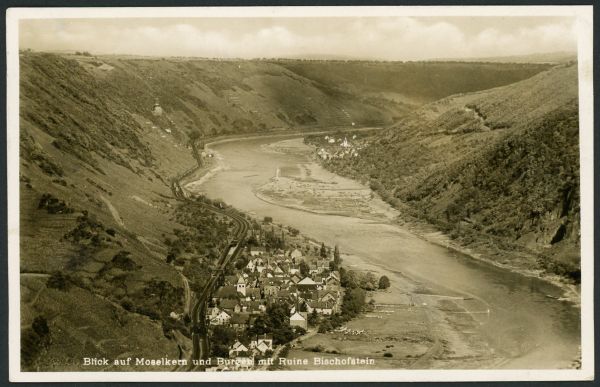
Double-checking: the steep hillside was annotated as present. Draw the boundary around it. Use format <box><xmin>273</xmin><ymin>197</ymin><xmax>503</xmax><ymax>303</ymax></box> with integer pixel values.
<box><xmin>20</xmin><ymin>52</ymin><xmax>228</xmax><ymax>370</ymax></box>
<box><xmin>17</xmin><ymin>52</ymin><xmax>558</xmax><ymax>370</ymax></box>
<box><xmin>307</xmin><ymin>63</ymin><xmax>580</xmax><ymax>282</ymax></box>
<box><xmin>274</xmin><ymin>60</ymin><xmax>552</xmax><ymax>105</ymax></box>
<box><xmin>49</xmin><ymin>53</ymin><xmax>551</xmax><ymax>139</ymax></box>
<box><xmin>69</xmin><ymin>54</ymin><xmax>397</xmax><ymax>134</ymax></box>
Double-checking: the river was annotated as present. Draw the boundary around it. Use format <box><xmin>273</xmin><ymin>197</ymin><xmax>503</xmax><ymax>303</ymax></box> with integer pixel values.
<box><xmin>188</xmin><ymin>135</ymin><xmax>580</xmax><ymax>369</ymax></box>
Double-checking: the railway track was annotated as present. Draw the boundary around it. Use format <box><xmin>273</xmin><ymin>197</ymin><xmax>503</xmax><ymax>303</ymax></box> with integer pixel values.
<box><xmin>170</xmin><ymin>178</ymin><xmax>249</xmax><ymax>371</ymax></box>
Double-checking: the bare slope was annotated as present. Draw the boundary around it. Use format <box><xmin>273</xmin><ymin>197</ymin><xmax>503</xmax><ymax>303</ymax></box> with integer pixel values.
<box><xmin>308</xmin><ymin>63</ymin><xmax>580</xmax><ymax>281</ymax></box>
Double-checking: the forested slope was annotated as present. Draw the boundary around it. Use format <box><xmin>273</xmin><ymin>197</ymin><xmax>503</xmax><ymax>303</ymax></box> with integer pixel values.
<box><xmin>308</xmin><ymin>63</ymin><xmax>580</xmax><ymax>281</ymax></box>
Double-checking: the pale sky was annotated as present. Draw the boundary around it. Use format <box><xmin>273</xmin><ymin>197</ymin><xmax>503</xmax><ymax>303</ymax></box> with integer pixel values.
<box><xmin>19</xmin><ymin>16</ymin><xmax>577</xmax><ymax>60</ymax></box>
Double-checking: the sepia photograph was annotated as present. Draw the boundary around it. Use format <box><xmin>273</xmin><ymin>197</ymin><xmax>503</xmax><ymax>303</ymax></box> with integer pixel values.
<box><xmin>6</xmin><ymin>5</ymin><xmax>594</xmax><ymax>382</ymax></box>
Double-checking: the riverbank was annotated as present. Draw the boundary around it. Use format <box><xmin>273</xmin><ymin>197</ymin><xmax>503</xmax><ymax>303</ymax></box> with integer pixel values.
<box><xmin>190</xmin><ymin>134</ymin><xmax>579</xmax><ymax>306</ymax></box>
<box><xmin>254</xmin><ymin>139</ymin><xmax>397</xmax><ymax>221</ymax></box>
<box><xmin>399</xmin><ymin>218</ymin><xmax>581</xmax><ymax>307</ymax></box>
<box><xmin>184</xmin><ymin>134</ymin><xmax>581</xmax><ymax>370</ymax></box>
<box><xmin>258</xmin><ymin>138</ymin><xmax>581</xmax><ymax>307</ymax></box>
<box><xmin>272</xmin><ymin>140</ymin><xmax>581</xmax><ymax>307</ymax></box>
<box><xmin>283</xmin><ymin>249</ymin><xmax>502</xmax><ymax>370</ymax></box>
<box><xmin>185</xmin><ymin>139</ymin><xmax>503</xmax><ymax>369</ymax></box>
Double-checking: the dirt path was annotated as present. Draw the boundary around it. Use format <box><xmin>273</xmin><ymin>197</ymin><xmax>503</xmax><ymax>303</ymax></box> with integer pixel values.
<box><xmin>180</xmin><ymin>273</ymin><xmax>192</xmax><ymax>316</ymax></box>
<box><xmin>100</xmin><ymin>195</ymin><xmax>125</xmax><ymax>228</ymax></box>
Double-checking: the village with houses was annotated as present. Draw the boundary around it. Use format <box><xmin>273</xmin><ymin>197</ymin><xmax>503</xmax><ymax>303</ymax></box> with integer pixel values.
<box><xmin>202</xmin><ymin>229</ymin><xmax>347</xmax><ymax>371</ymax></box>
<box><xmin>315</xmin><ymin>133</ymin><xmax>364</xmax><ymax>161</ymax></box>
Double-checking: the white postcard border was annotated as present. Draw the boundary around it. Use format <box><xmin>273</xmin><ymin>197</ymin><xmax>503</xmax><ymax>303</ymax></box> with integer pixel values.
<box><xmin>6</xmin><ymin>5</ymin><xmax>594</xmax><ymax>382</ymax></box>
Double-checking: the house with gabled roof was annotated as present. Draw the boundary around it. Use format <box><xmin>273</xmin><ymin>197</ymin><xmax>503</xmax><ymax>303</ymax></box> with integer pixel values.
<box><xmin>289</xmin><ymin>265</ymin><xmax>300</xmax><ymax>275</ymax></box>
<box><xmin>209</xmin><ymin>310</ymin><xmax>231</xmax><ymax>326</ymax></box>
<box><xmin>220</xmin><ymin>299</ymin><xmax>242</xmax><ymax>314</ymax></box>
<box><xmin>317</xmin><ymin>290</ymin><xmax>338</xmax><ymax>304</ymax></box>
<box><xmin>230</xmin><ymin>312</ymin><xmax>251</xmax><ymax>331</ymax></box>
<box><xmin>244</xmin><ymin>287</ymin><xmax>261</xmax><ymax>301</ymax></box>
<box><xmin>297</xmin><ymin>277</ymin><xmax>317</xmax><ymax>290</ymax></box>
<box><xmin>250</xmin><ymin>334</ymin><xmax>273</xmax><ymax>355</ymax></box>
<box><xmin>306</xmin><ymin>300</ymin><xmax>335</xmax><ymax>315</ymax></box>
<box><xmin>229</xmin><ymin>341</ymin><xmax>249</xmax><ymax>357</ymax></box>
<box><xmin>290</xmin><ymin>273</ymin><xmax>302</xmax><ymax>284</ymax></box>
<box><xmin>290</xmin><ymin>311</ymin><xmax>308</xmax><ymax>330</ymax></box>
<box><xmin>246</xmin><ymin>259</ymin><xmax>256</xmax><ymax>272</ymax></box>
<box><xmin>273</xmin><ymin>265</ymin><xmax>284</xmax><ymax>277</ymax></box>
<box><xmin>208</xmin><ymin>306</ymin><xmax>222</xmax><ymax>320</ymax></box>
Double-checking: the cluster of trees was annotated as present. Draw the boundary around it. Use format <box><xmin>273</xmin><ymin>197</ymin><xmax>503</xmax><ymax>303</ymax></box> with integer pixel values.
<box><xmin>247</xmin><ymin>302</ymin><xmax>305</xmax><ymax>345</ymax></box>
<box><xmin>165</xmin><ymin>201</ymin><xmax>231</xmax><ymax>266</ymax></box>
<box><xmin>318</xmin><ymin>287</ymin><xmax>366</xmax><ymax>333</ymax></box>
<box><xmin>313</xmin><ymin>267</ymin><xmax>390</xmax><ymax>332</ymax></box>
<box><xmin>46</xmin><ymin>271</ymin><xmax>75</xmax><ymax>291</ymax></box>
<box><xmin>287</xmin><ymin>226</ymin><xmax>300</xmax><ymax>237</ymax></box>
<box><xmin>210</xmin><ymin>325</ymin><xmax>238</xmax><ymax>357</ymax></box>
<box><xmin>210</xmin><ymin>301</ymin><xmax>305</xmax><ymax>357</ymax></box>
<box><xmin>536</xmin><ymin>255</ymin><xmax>580</xmax><ymax>283</ymax></box>
<box><xmin>37</xmin><ymin>193</ymin><xmax>74</xmax><ymax>214</ymax></box>
<box><xmin>21</xmin><ymin>316</ymin><xmax>51</xmax><ymax>367</ymax></box>
<box><xmin>340</xmin><ymin>268</ymin><xmax>390</xmax><ymax>291</ymax></box>
<box><xmin>120</xmin><ymin>278</ymin><xmax>186</xmax><ymax>338</ymax></box>
<box><xmin>262</xmin><ymin>227</ymin><xmax>286</xmax><ymax>251</ymax></box>
<box><xmin>99</xmin><ymin>251</ymin><xmax>140</xmax><ymax>275</ymax></box>
<box><xmin>332</xmin><ymin>245</ymin><xmax>342</xmax><ymax>271</ymax></box>
<box><xmin>63</xmin><ymin>211</ymin><xmax>108</xmax><ymax>247</ymax></box>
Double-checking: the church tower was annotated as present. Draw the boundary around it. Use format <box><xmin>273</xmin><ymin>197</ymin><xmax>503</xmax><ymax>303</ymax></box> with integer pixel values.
<box><xmin>236</xmin><ymin>276</ymin><xmax>246</xmax><ymax>296</ymax></box>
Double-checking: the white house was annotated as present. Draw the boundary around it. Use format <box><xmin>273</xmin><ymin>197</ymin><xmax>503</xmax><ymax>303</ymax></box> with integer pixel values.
<box><xmin>229</xmin><ymin>341</ymin><xmax>249</xmax><ymax>357</ymax></box>
<box><xmin>290</xmin><ymin>311</ymin><xmax>308</xmax><ymax>330</ymax></box>
<box><xmin>250</xmin><ymin>334</ymin><xmax>273</xmax><ymax>355</ymax></box>
<box><xmin>209</xmin><ymin>310</ymin><xmax>231</xmax><ymax>326</ymax></box>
